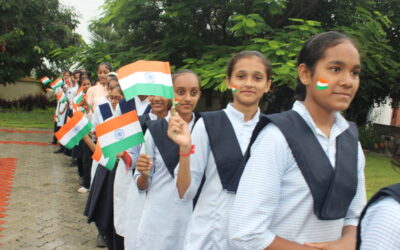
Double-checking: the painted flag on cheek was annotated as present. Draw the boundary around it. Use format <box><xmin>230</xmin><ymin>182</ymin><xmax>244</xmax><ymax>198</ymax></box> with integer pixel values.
<box><xmin>40</xmin><ymin>76</ymin><xmax>51</xmax><ymax>85</ymax></box>
<box><xmin>96</xmin><ymin>110</ymin><xmax>144</xmax><ymax>158</ymax></box>
<box><xmin>55</xmin><ymin>111</ymin><xmax>93</xmax><ymax>149</ymax></box>
<box><xmin>316</xmin><ymin>78</ymin><xmax>329</xmax><ymax>90</ymax></box>
<box><xmin>92</xmin><ymin>143</ymin><xmax>117</xmax><ymax>171</ymax></box>
<box><xmin>117</xmin><ymin>60</ymin><xmax>174</xmax><ymax>101</ymax></box>
<box><xmin>231</xmin><ymin>84</ymin><xmax>238</xmax><ymax>93</ymax></box>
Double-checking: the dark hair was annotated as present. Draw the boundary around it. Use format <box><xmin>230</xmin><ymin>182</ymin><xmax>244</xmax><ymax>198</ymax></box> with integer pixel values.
<box><xmin>172</xmin><ymin>69</ymin><xmax>201</xmax><ymax>88</ymax></box>
<box><xmin>227</xmin><ymin>50</ymin><xmax>272</xmax><ymax>80</ymax></box>
<box><xmin>109</xmin><ymin>84</ymin><xmax>123</xmax><ymax>96</ymax></box>
<box><xmin>78</xmin><ymin>75</ymin><xmax>91</xmax><ymax>87</ymax></box>
<box><xmin>294</xmin><ymin>31</ymin><xmax>359</xmax><ymax>101</ymax></box>
<box><xmin>63</xmin><ymin>70</ymin><xmax>71</xmax><ymax>75</ymax></box>
<box><xmin>98</xmin><ymin>62</ymin><xmax>112</xmax><ymax>72</ymax></box>
<box><xmin>107</xmin><ymin>76</ymin><xmax>119</xmax><ymax>89</ymax></box>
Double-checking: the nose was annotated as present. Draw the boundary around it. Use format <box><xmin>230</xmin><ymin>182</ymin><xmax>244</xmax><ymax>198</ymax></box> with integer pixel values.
<box><xmin>339</xmin><ymin>72</ymin><xmax>356</xmax><ymax>88</ymax></box>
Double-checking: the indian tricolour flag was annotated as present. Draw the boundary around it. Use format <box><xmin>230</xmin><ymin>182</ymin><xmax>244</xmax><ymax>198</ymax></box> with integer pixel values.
<box><xmin>56</xmin><ymin>91</ymin><xmax>67</xmax><ymax>103</ymax></box>
<box><xmin>92</xmin><ymin>143</ymin><xmax>117</xmax><ymax>171</ymax></box>
<box><xmin>117</xmin><ymin>60</ymin><xmax>174</xmax><ymax>101</ymax></box>
<box><xmin>40</xmin><ymin>76</ymin><xmax>51</xmax><ymax>85</ymax></box>
<box><xmin>74</xmin><ymin>87</ymin><xmax>84</xmax><ymax>104</ymax></box>
<box><xmin>96</xmin><ymin>110</ymin><xmax>144</xmax><ymax>157</ymax></box>
<box><xmin>316</xmin><ymin>77</ymin><xmax>329</xmax><ymax>90</ymax></box>
<box><xmin>50</xmin><ymin>78</ymin><xmax>64</xmax><ymax>90</ymax></box>
<box><xmin>55</xmin><ymin>111</ymin><xmax>93</xmax><ymax>149</ymax></box>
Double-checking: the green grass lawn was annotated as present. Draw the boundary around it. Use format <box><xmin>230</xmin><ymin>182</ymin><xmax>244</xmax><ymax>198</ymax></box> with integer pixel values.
<box><xmin>0</xmin><ymin>107</ymin><xmax>55</xmax><ymax>129</ymax></box>
<box><xmin>365</xmin><ymin>152</ymin><xmax>399</xmax><ymax>199</ymax></box>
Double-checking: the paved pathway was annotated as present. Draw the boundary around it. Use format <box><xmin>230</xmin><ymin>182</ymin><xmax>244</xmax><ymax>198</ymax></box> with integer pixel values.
<box><xmin>0</xmin><ymin>128</ymin><xmax>98</xmax><ymax>249</ymax></box>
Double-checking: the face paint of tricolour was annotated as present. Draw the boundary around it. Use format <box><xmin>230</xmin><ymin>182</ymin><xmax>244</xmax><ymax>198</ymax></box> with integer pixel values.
<box><xmin>316</xmin><ymin>77</ymin><xmax>329</xmax><ymax>90</ymax></box>
<box><xmin>231</xmin><ymin>84</ymin><xmax>238</xmax><ymax>93</ymax></box>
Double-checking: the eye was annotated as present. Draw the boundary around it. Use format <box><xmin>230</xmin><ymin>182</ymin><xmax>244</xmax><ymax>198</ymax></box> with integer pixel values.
<box><xmin>191</xmin><ymin>90</ymin><xmax>199</xmax><ymax>96</ymax></box>
<box><xmin>254</xmin><ymin>75</ymin><xmax>264</xmax><ymax>81</ymax></box>
<box><xmin>329</xmin><ymin>67</ymin><xmax>340</xmax><ymax>72</ymax></box>
<box><xmin>176</xmin><ymin>89</ymin><xmax>185</xmax><ymax>95</ymax></box>
<box><xmin>236</xmin><ymin>74</ymin><xmax>245</xmax><ymax>80</ymax></box>
<box><xmin>351</xmin><ymin>70</ymin><xmax>360</xmax><ymax>76</ymax></box>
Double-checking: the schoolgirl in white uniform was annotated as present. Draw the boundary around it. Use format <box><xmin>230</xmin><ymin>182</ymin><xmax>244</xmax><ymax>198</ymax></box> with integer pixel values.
<box><xmin>132</xmin><ymin>69</ymin><xmax>202</xmax><ymax>250</ymax></box>
<box><xmin>229</xmin><ymin>31</ymin><xmax>367</xmax><ymax>250</ymax></box>
<box><xmin>168</xmin><ymin>51</ymin><xmax>272</xmax><ymax>249</ymax></box>
<box><xmin>122</xmin><ymin>95</ymin><xmax>170</xmax><ymax>250</ymax></box>
<box><xmin>357</xmin><ymin>141</ymin><xmax>400</xmax><ymax>249</ymax></box>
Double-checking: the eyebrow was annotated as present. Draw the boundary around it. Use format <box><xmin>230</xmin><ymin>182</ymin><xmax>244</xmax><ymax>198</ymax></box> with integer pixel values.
<box><xmin>327</xmin><ymin>60</ymin><xmax>361</xmax><ymax>69</ymax></box>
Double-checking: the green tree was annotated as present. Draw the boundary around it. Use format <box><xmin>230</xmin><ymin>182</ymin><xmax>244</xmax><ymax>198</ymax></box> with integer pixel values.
<box><xmin>51</xmin><ymin>0</ymin><xmax>400</xmax><ymax>124</ymax></box>
<box><xmin>0</xmin><ymin>0</ymin><xmax>82</xmax><ymax>84</ymax></box>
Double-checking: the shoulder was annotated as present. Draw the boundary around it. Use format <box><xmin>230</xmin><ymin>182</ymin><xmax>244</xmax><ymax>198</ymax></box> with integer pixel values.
<box><xmin>363</xmin><ymin>196</ymin><xmax>400</xmax><ymax>227</ymax></box>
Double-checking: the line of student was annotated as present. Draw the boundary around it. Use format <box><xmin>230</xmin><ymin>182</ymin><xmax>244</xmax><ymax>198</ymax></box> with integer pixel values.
<box><xmin>53</xmin><ymin>30</ymin><xmax>399</xmax><ymax>250</ymax></box>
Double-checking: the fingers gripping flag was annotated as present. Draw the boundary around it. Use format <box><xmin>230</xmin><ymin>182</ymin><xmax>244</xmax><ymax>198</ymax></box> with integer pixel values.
<box><xmin>55</xmin><ymin>111</ymin><xmax>93</xmax><ymax>149</ymax></box>
<box><xmin>117</xmin><ymin>60</ymin><xmax>174</xmax><ymax>101</ymax></box>
<box><xmin>96</xmin><ymin>110</ymin><xmax>144</xmax><ymax>158</ymax></box>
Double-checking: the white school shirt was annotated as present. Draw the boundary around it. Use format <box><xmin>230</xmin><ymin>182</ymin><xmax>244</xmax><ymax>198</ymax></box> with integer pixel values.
<box><xmin>67</xmin><ymin>85</ymin><xmax>78</xmax><ymax>109</ymax></box>
<box><xmin>56</xmin><ymin>101</ymin><xmax>67</xmax><ymax>127</ymax></box>
<box><xmin>360</xmin><ymin>196</ymin><xmax>400</xmax><ymax>249</ymax></box>
<box><xmin>177</xmin><ymin>103</ymin><xmax>260</xmax><ymax>250</ymax></box>
<box><xmin>113</xmin><ymin>144</ymin><xmax>141</xmax><ymax>237</ymax></box>
<box><xmin>229</xmin><ymin>101</ymin><xmax>367</xmax><ymax>249</ymax></box>
<box><xmin>135</xmin><ymin>97</ymin><xmax>150</xmax><ymax>115</ymax></box>
<box><xmin>124</xmin><ymin>112</ymin><xmax>157</xmax><ymax>249</ymax></box>
<box><xmin>133</xmin><ymin>113</ymin><xmax>195</xmax><ymax>250</ymax></box>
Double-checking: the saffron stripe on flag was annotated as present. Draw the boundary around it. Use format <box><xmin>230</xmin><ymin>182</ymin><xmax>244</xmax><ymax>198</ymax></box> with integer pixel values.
<box><xmin>117</xmin><ymin>60</ymin><xmax>171</xmax><ymax>79</ymax></box>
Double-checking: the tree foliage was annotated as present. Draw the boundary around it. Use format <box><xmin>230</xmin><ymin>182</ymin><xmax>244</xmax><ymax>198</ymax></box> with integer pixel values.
<box><xmin>51</xmin><ymin>0</ymin><xmax>400</xmax><ymax>124</ymax></box>
<box><xmin>0</xmin><ymin>0</ymin><xmax>82</xmax><ymax>84</ymax></box>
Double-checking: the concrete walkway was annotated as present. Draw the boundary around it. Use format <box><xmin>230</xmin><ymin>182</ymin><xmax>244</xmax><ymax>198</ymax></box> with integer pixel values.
<box><xmin>0</xmin><ymin>128</ymin><xmax>97</xmax><ymax>249</ymax></box>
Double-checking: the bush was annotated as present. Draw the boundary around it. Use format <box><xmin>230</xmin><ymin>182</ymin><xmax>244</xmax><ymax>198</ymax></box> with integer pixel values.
<box><xmin>359</xmin><ymin>123</ymin><xmax>384</xmax><ymax>151</ymax></box>
<box><xmin>0</xmin><ymin>94</ymin><xmax>56</xmax><ymax>111</ymax></box>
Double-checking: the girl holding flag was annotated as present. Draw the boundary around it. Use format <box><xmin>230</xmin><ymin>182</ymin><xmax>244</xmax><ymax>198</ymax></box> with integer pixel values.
<box><xmin>84</xmin><ymin>83</ymin><xmax>128</xmax><ymax>250</ymax></box>
<box><xmin>121</xmin><ymin>94</ymin><xmax>171</xmax><ymax>249</ymax></box>
<box><xmin>229</xmin><ymin>31</ymin><xmax>366</xmax><ymax>250</ymax></box>
<box><xmin>167</xmin><ymin>51</ymin><xmax>272</xmax><ymax>250</ymax></box>
<box><xmin>132</xmin><ymin>69</ymin><xmax>201</xmax><ymax>250</ymax></box>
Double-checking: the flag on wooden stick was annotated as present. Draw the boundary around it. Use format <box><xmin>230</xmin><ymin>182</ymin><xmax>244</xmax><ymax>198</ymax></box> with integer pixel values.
<box><xmin>55</xmin><ymin>111</ymin><xmax>93</xmax><ymax>149</ymax></box>
<box><xmin>96</xmin><ymin>110</ymin><xmax>144</xmax><ymax>157</ymax></box>
<box><xmin>117</xmin><ymin>60</ymin><xmax>174</xmax><ymax>101</ymax></box>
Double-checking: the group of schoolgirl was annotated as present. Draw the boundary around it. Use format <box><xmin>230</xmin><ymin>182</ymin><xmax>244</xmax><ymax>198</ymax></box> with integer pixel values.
<box><xmin>52</xmin><ymin>69</ymin><xmax>95</xmax><ymax>192</ymax></box>
<box><xmin>69</xmin><ymin>30</ymin><xmax>399</xmax><ymax>250</ymax></box>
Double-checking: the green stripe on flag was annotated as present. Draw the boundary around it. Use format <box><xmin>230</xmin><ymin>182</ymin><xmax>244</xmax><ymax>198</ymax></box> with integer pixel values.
<box><xmin>123</xmin><ymin>83</ymin><xmax>173</xmax><ymax>101</ymax></box>
<box><xmin>102</xmin><ymin>132</ymin><xmax>144</xmax><ymax>157</ymax></box>
<box><xmin>104</xmin><ymin>156</ymin><xmax>117</xmax><ymax>171</ymax></box>
<box><xmin>64</xmin><ymin>122</ymin><xmax>93</xmax><ymax>149</ymax></box>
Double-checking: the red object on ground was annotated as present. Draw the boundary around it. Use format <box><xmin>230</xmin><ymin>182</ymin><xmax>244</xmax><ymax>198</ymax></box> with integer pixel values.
<box><xmin>0</xmin><ymin>158</ymin><xmax>16</xmax><ymax>244</ymax></box>
<box><xmin>0</xmin><ymin>129</ymin><xmax>52</xmax><ymax>134</ymax></box>
<box><xmin>0</xmin><ymin>141</ymin><xmax>55</xmax><ymax>146</ymax></box>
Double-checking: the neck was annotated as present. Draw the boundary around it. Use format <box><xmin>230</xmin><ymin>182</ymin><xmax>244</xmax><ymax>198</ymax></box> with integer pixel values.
<box><xmin>152</xmin><ymin>109</ymin><xmax>168</xmax><ymax>119</ymax></box>
<box><xmin>138</xmin><ymin>95</ymin><xmax>147</xmax><ymax>101</ymax></box>
<box><xmin>303</xmin><ymin>99</ymin><xmax>335</xmax><ymax>137</ymax></box>
<box><xmin>232</xmin><ymin>102</ymin><xmax>258</xmax><ymax>122</ymax></box>
<box><xmin>179</xmin><ymin>112</ymin><xmax>193</xmax><ymax>123</ymax></box>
